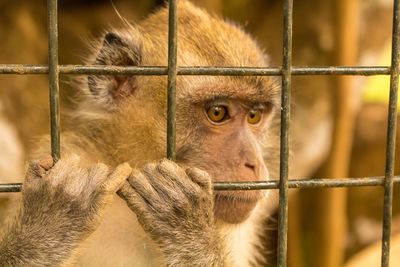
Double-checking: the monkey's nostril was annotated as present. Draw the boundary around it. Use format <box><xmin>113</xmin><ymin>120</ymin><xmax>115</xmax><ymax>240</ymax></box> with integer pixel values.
<box><xmin>244</xmin><ymin>163</ymin><xmax>255</xmax><ymax>170</ymax></box>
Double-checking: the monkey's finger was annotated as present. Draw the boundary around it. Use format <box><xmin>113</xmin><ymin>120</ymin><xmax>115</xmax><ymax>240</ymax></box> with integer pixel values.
<box><xmin>38</xmin><ymin>154</ymin><xmax>54</xmax><ymax>171</ymax></box>
<box><xmin>127</xmin><ymin>169</ymin><xmax>160</xmax><ymax>203</ymax></box>
<box><xmin>185</xmin><ymin>167</ymin><xmax>212</xmax><ymax>192</ymax></box>
<box><xmin>46</xmin><ymin>154</ymin><xmax>81</xmax><ymax>184</ymax></box>
<box><xmin>156</xmin><ymin>159</ymin><xmax>188</xmax><ymax>184</ymax></box>
<box><xmin>102</xmin><ymin>163</ymin><xmax>132</xmax><ymax>193</ymax></box>
<box><xmin>156</xmin><ymin>159</ymin><xmax>195</xmax><ymax>191</ymax></box>
<box><xmin>155</xmin><ymin>159</ymin><xmax>200</xmax><ymax>196</ymax></box>
<box><xmin>25</xmin><ymin>161</ymin><xmax>47</xmax><ymax>182</ymax></box>
<box><xmin>142</xmin><ymin>162</ymin><xmax>189</xmax><ymax>202</ymax></box>
<box><xmin>117</xmin><ymin>182</ymin><xmax>151</xmax><ymax>220</ymax></box>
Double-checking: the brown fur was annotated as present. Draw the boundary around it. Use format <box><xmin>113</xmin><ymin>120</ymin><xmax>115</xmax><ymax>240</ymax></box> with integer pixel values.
<box><xmin>0</xmin><ymin>1</ymin><xmax>279</xmax><ymax>266</ymax></box>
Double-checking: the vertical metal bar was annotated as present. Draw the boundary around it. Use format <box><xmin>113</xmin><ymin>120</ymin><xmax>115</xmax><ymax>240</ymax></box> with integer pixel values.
<box><xmin>166</xmin><ymin>0</ymin><xmax>178</xmax><ymax>160</ymax></box>
<box><xmin>47</xmin><ymin>0</ymin><xmax>60</xmax><ymax>161</ymax></box>
<box><xmin>381</xmin><ymin>0</ymin><xmax>400</xmax><ymax>266</ymax></box>
<box><xmin>277</xmin><ymin>0</ymin><xmax>293</xmax><ymax>266</ymax></box>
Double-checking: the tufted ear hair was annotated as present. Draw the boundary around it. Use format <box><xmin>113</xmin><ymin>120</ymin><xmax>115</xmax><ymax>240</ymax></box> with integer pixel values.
<box><xmin>88</xmin><ymin>31</ymin><xmax>142</xmax><ymax>108</ymax></box>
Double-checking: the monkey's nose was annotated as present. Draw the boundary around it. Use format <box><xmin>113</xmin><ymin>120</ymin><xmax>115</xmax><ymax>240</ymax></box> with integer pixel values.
<box><xmin>243</xmin><ymin>162</ymin><xmax>259</xmax><ymax>180</ymax></box>
<box><xmin>244</xmin><ymin>161</ymin><xmax>269</xmax><ymax>181</ymax></box>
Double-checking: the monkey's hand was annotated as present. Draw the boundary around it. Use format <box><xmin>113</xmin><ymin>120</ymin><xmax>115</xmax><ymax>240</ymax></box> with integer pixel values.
<box><xmin>0</xmin><ymin>155</ymin><xmax>131</xmax><ymax>267</ymax></box>
<box><xmin>118</xmin><ymin>159</ymin><xmax>225</xmax><ymax>267</ymax></box>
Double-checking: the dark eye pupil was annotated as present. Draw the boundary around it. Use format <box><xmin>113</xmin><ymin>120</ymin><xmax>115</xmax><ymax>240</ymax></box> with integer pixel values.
<box><xmin>214</xmin><ymin>108</ymin><xmax>221</xmax><ymax>116</ymax></box>
<box><xmin>250</xmin><ymin>111</ymin><xmax>256</xmax><ymax>118</ymax></box>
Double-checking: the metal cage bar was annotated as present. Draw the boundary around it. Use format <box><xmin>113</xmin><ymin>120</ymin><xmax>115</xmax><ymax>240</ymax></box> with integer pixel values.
<box><xmin>0</xmin><ymin>65</ymin><xmax>393</xmax><ymax>76</ymax></box>
<box><xmin>277</xmin><ymin>0</ymin><xmax>293</xmax><ymax>266</ymax></box>
<box><xmin>381</xmin><ymin>0</ymin><xmax>400</xmax><ymax>266</ymax></box>
<box><xmin>47</xmin><ymin>0</ymin><xmax>60</xmax><ymax>161</ymax></box>
<box><xmin>2</xmin><ymin>176</ymin><xmax>400</xmax><ymax>193</ymax></box>
<box><xmin>167</xmin><ymin>0</ymin><xmax>178</xmax><ymax>160</ymax></box>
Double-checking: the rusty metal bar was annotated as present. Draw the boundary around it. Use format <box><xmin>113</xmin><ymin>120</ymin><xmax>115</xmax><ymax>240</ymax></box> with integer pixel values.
<box><xmin>166</xmin><ymin>0</ymin><xmax>177</xmax><ymax>160</ymax></box>
<box><xmin>2</xmin><ymin>176</ymin><xmax>400</xmax><ymax>193</ymax></box>
<box><xmin>381</xmin><ymin>0</ymin><xmax>400</xmax><ymax>266</ymax></box>
<box><xmin>277</xmin><ymin>0</ymin><xmax>293</xmax><ymax>266</ymax></box>
<box><xmin>0</xmin><ymin>65</ymin><xmax>393</xmax><ymax>76</ymax></box>
<box><xmin>47</xmin><ymin>0</ymin><xmax>60</xmax><ymax>161</ymax></box>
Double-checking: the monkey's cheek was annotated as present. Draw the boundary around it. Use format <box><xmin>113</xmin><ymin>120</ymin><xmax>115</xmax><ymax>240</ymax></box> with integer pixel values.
<box><xmin>213</xmin><ymin>198</ymin><xmax>258</xmax><ymax>224</ymax></box>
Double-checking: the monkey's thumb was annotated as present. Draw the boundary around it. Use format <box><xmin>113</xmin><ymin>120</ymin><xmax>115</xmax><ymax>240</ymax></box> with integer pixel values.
<box><xmin>103</xmin><ymin>163</ymin><xmax>132</xmax><ymax>193</ymax></box>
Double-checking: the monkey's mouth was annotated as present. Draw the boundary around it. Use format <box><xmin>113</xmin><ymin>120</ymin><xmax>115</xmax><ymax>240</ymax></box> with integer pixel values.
<box><xmin>213</xmin><ymin>191</ymin><xmax>263</xmax><ymax>223</ymax></box>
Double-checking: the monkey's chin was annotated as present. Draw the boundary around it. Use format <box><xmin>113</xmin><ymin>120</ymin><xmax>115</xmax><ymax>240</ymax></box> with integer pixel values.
<box><xmin>213</xmin><ymin>192</ymin><xmax>261</xmax><ymax>224</ymax></box>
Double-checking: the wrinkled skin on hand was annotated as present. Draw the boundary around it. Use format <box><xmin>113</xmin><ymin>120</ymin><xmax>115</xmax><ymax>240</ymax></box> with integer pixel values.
<box><xmin>22</xmin><ymin>155</ymin><xmax>131</xmax><ymax>239</ymax></box>
<box><xmin>118</xmin><ymin>159</ymin><xmax>225</xmax><ymax>267</ymax></box>
<box><xmin>0</xmin><ymin>155</ymin><xmax>131</xmax><ymax>267</ymax></box>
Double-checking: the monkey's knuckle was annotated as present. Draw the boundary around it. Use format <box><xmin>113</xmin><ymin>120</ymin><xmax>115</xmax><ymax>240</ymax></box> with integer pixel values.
<box><xmin>143</xmin><ymin>162</ymin><xmax>157</xmax><ymax>175</ymax></box>
<box><xmin>127</xmin><ymin>169</ymin><xmax>147</xmax><ymax>188</ymax></box>
<box><xmin>155</xmin><ymin>162</ymin><xmax>168</xmax><ymax>175</ymax></box>
<box><xmin>157</xmin><ymin>159</ymin><xmax>182</xmax><ymax>175</ymax></box>
<box><xmin>159</xmin><ymin>158</ymin><xmax>173</xmax><ymax>165</ymax></box>
<box><xmin>111</xmin><ymin>163</ymin><xmax>132</xmax><ymax>180</ymax></box>
<box><xmin>158</xmin><ymin>158</ymin><xmax>175</xmax><ymax>168</ymax></box>
<box><xmin>128</xmin><ymin>169</ymin><xmax>142</xmax><ymax>181</ymax></box>
<box><xmin>26</xmin><ymin>162</ymin><xmax>46</xmax><ymax>180</ymax></box>
<box><xmin>186</xmin><ymin>167</ymin><xmax>212</xmax><ymax>190</ymax></box>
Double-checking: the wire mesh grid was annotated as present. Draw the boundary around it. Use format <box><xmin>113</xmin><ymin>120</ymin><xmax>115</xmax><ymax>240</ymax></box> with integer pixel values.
<box><xmin>0</xmin><ymin>0</ymin><xmax>399</xmax><ymax>266</ymax></box>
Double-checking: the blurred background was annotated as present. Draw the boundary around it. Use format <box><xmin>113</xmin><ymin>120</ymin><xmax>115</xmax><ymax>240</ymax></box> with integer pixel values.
<box><xmin>0</xmin><ymin>0</ymin><xmax>399</xmax><ymax>266</ymax></box>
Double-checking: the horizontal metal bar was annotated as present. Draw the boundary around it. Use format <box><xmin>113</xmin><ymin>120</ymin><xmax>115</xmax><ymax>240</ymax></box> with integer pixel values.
<box><xmin>215</xmin><ymin>176</ymin><xmax>400</xmax><ymax>190</ymax></box>
<box><xmin>1</xmin><ymin>176</ymin><xmax>399</xmax><ymax>193</ymax></box>
<box><xmin>0</xmin><ymin>184</ymin><xmax>22</xmax><ymax>192</ymax></box>
<box><xmin>0</xmin><ymin>65</ymin><xmax>167</xmax><ymax>75</ymax></box>
<box><xmin>0</xmin><ymin>64</ymin><xmax>393</xmax><ymax>76</ymax></box>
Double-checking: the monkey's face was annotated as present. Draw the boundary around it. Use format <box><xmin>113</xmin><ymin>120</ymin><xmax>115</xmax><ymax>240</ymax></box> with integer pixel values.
<box><xmin>204</xmin><ymin>100</ymin><xmax>271</xmax><ymax>224</ymax></box>
<box><xmin>175</xmin><ymin>81</ymin><xmax>277</xmax><ymax>224</ymax></box>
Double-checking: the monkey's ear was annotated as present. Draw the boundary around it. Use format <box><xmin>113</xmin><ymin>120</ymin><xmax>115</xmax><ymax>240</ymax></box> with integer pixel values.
<box><xmin>88</xmin><ymin>32</ymin><xmax>142</xmax><ymax>107</ymax></box>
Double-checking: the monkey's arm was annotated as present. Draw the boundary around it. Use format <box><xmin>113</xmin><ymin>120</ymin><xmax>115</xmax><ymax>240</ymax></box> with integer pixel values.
<box><xmin>0</xmin><ymin>155</ymin><xmax>131</xmax><ymax>267</ymax></box>
<box><xmin>118</xmin><ymin>159</ymin><xmax>226</xmax><ymax>267</ymax></box>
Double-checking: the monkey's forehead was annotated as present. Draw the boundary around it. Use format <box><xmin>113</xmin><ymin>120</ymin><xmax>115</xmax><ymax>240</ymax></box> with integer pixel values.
<box><xmin>138</xmin><ymin>1</ymin><xmax>269</xmax><ymax>68</ymax></box>
<box><xmin>177</xmin><ymin>75</ymin><xmax>280</xmax><ymax>105</ymax></box>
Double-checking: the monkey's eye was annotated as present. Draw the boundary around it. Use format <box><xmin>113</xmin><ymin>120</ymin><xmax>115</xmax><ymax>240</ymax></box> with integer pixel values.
<box><xmin>247</xmin><ymin>109</ymin><xmax>262</xmax><ymax>124</ymax></box>
<box><xmin>206</xmin><ymin>105</ymin><xmax>229</xmax><ymax>123</ymax></box>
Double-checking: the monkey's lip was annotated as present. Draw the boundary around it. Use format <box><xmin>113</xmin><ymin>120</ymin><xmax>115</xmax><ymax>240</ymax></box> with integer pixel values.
<box><xmin>214</xmin><ymin>191</ymin><xmax>263</xmax><ymax>204</ymax></box>
<box><xmin>213</xmin><ymin>191</ymin><xmax>263</xmax><ymax>223</ymax></box>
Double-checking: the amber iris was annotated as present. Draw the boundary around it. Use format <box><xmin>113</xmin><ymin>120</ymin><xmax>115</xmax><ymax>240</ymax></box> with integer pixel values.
<box><xmin>247</xmin><ymin>109</ymin><xmax>262</xmax><ymax>124</ymax></box>
<box><xmin>207</xmin><ymin>106</ymin><xmax>227</xmax><ymax>123</ymax></box>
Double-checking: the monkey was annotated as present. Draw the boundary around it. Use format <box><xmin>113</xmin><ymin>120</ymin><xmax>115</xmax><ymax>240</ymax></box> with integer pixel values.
<box><xmin>0</xmin><ymin>1</ymin><xmax>280</xmax><ymax>266</ymax></box>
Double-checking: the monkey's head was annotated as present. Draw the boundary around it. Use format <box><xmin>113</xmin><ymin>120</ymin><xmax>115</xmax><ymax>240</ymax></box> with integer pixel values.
<box><xmin>78</xmin><ymin>1</ymin><xmax>280</xmax><ymax>224</ymax></box>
